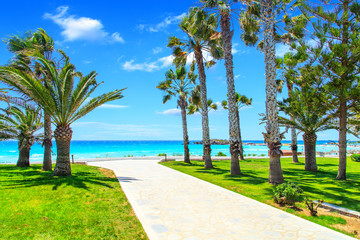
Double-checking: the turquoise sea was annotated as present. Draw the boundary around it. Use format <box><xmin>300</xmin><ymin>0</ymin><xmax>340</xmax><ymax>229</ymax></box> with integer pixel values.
<box><xmin>0</xmin><ymin>140</ymin><xmax>357</xmax><ymax>164</ymax></box>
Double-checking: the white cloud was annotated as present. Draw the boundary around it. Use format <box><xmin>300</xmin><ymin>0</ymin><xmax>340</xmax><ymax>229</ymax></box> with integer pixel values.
<box><xmin>235</xmin><ymin>74</ymin><xmax>246</xmax><ymax>80</ymax></box>
<box><xmin>185</xmin><ymin>51</ymin><xmax>214</xmax><ymax>65</ymax></box>
<box><xmin>83</xmin><ymin>60</ymin><xmax>91</xmax><ymax>64</ymax></box>
<box><xmin>136</xmin><ymin>24</ymin><xmax>146</xmax><ymax>31</ymax></box>
<box><xmin>83</xmin><ymin>98</ymin><xmax>128</xmax><ymax>109</ymax></box>
<box><xmin>276</xmin><ymin>39</ymin><xmax>324</xmax><ymax>58</ymax></box>
<box><xmin>122</xmin><ymin>50</ymin><xmax>215</xmax><ymax>72</ymax></box>
<box><xmin>239</xmin><ymin>105</ymin><xmax>253</xmax><ymax>112</ymax></box>
<box><xmin>98</xmin><ymin>104</ymin><xmax>129</xmax><ymax>109</ymax></box>
<box><xmin>111</xmin><ymin>32</ymin><xmax>125</xmax><ymax>43</ymax></box>
<box><xmin>137</xmin><ymin>13</ymin><xmax>186</xmax><ymax>33</ymax></box>
<box><xmin>232</xmin><ymin>43</ymin><xmax>239</xmax><ymax>54</ymax></box>
<box><xmin>122</xmin><ymin>55</ymin><xmax>174</xmax><ymax>72</ymax></box>
<box><xmin>232</xmin><ymin>43</ymin><xmax>249</xmax><ymax>55</ymax></box>
<box><xmin>152</xmin><ymin>47</ymin><xmax>163</xmax><ymax>54</ymax></box>
<box><xmin>156</xmin><ymin>108</ymin><xmax>181</xmax><ymax>115</ymax></box>
<box><xmin>44</xmin><ymin>6</ymin><xmax>125</xmax><ymax>43</ymax></box>
<box><xmin>276</xmin><ymin>44</ymin><xmax>294</xmax><ymax>57</ymax></box>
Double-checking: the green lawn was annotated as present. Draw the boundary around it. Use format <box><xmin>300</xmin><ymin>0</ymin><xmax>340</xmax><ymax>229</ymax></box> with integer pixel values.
<box><xmin>0</xmin><ymin>164</ymin><xmax>148</xmax><ymax>240</ymax></box>
<box><xmin>161</xmin><ymin>157</ymin><xmax>360</xmax><ymax>236</ymax></box>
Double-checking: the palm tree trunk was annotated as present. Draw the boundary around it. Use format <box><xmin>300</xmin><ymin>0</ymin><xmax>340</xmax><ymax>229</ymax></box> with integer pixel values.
<box><xmin>194</xmin><ymin>49</ymin><xmax>213</xmax><ymax>169</ymax></box>
<box><xmin>262</xmin><ymin>0</ymin><xmax>284</xmax><ymax>184</ymax></box>
<box><xmin>290</xmin><ymin>116</ymin><xmax>299</xmax><ymax>163</ymax></box>
<box><xmin>237</xmin><ymin>108</ymin><xmax>244</xmax><ymax>160</ymax></box>
<box><xmin>337</xmin><ymin>99</ymin><xmax>347</xmax><ymax>180</ymax></box>
<box><xmin>287</xmin><ymin>84</ymin><xmax>298</xmax><ymax>163</ymax></box>
<box><xmin>17</xmin><ymin>146</ymin><xmax>30</xmax><ymax>167</ymax></box>
<box><xmin>220</xmin><ymin>12</ymin><xmax>241</xmax><ymax>175</ymax></box>
<box><xmin>179</xmin><ymin>97</ymin><xmax>190</xmax><ymax>163</ymax></box>
<box><xmin>53</xmin><ymin>126</ymin><xmax>73</xmax><ymax>176</ymax></box>
<box><xmin>42</xmin><ymin>112</ymin><xmax>52</xmax><ymax>171</ymax></box>
<box><xmin>303</xmin><ymin>132</ymin><xmax>317</xmax><ymax>172</ymax></box>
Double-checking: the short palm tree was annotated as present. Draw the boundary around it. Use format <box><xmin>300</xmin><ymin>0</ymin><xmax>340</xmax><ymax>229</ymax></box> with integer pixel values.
<box><xmin>157</xmin><ymin>64</ymin><xmax>197</xmax><ymax>163</ymax></box>
<box><xmin>279</xmin><ymin>86</ymin><xmax>333</xmax><ymax>172</ymax></box>
<box><xmin>0</xmin><ymin>105</ymin><xmax>43</xmax><ymax>167</ymax></box>
<box><xmin>222</xmin><ymin>93</ymin><xmax>252</xmax><ymax>160</ymax></box>
<box><xmin>187</xmin><ymin>85</ymin><xmax>218</xmax><ymax>115</ymax></box>
<box><xmin>6</xmin><ymin>28</ymin><xmax>55</xmax><ymax>171</ymax></box>
<box><xmin>0</xmin><ymin>53</ymin><xmax>124</xmax><ymax>176</ymax></box>
<box><xmin>168</xmin><ymin>7</ymin><xmax>223</xmax><ymax>168</ymax></box>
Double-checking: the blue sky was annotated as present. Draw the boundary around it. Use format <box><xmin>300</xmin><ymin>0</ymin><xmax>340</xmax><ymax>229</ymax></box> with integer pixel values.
<box><xmin>0</xmin><ymin>0</ymin><xmax>343</xmax><ymax>141</ymax></box>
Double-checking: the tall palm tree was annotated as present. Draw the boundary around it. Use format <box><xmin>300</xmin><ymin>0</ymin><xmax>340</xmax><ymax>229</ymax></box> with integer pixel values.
<box><xmin>222</xmin><ymin>93</ymin><xmax>252</xmax><ymax>160</ymax></box>
<box><xmin>240</xmin><ymin>0</ymin><xmax>308</xmax><ymax>183</ymax></box>
<box><xmin>0</xmin><ymin>105</ymin><xmax>43</xmax><ymax>167</ymax></box>
<box><xmin>0</xmin><ymin>52</ymin><xmax>124</xmax><ymax>176</ymax></box>
<box><xmin>201</xmin><ymin>0</ymin><xmax>242</xmax><ymax>175</ymax></box>
<box><xmin>168</xmin><ymin>7</ymin><xmax>223</xmax><ymax>168</ymax></box>
<box><xmin>6</xmin><ymin>28</ymin><xmax>55</xmax><ymax>171</ymax></box>
<box><xmin>260</xmin><ymin>0</ymin><xmax>284</xmax><ymax>184</ymax></box>
<box><xmin>157</xmin><ymin>64</ymin><xmax>197</xmax><ymax>163</ymax></box>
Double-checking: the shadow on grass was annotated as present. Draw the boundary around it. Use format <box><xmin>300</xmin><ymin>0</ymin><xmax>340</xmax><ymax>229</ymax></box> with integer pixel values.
<box><xmin>283</xmin><ymin>168</ymin><xmax>360</xmax><ymax>211</ymax></box>
<box><xmin>0</xmin><ymin>165</ymin><xmax>118</xmax><ymax>191</ymax></box>
<box><xmin>194</xmin><ymin>167</ymin><xmax>269</xmax><ymax>186</ymax></box>
<box><xmin>117</xmin><ymin>176</ymin><xmax>142</xmax><ymax>183</ymax></box>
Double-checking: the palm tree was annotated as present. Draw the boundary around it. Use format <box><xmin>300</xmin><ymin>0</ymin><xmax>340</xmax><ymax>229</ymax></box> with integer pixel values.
<box><xmin>0</xmin><ymin>88</ymin><xmax>11</xmax><ymax>110</ymax></box>
<box><xmin>240</xmin><ymin>0</ymin><xmax>308</xmax><ymax>183</ymax></box>
<box><xmin>260</xmin><ymin>0</ymin><xmax>284</xmax><ymax>184</ymax></box>
<box><xmin>6</xmin><ymin>28</ymin><xmax>55</xmax><ymax>171</ymax></box>
<box><xmin>0</xmin><ymin>52</ymin><xmax>124</xmax><ymax>176</ymax></box>
<box><xmin>187</xmin><ymin>85</ymin><xmax>218</xmax><ymax>115</ymax></box>
<box><xmin>168</xmin><ymin>7</ymin><xmax>223</xmax><ymax>168</ymax></box>
<box><xmin>279</xmin><ymin>85</ymin><xmax>333</xmax><ymax>172</ymax></box>
<box><xmin>0</xmin><ymin>105</ymin><xmax>43</xmax><ymax>167</ymax></box>
<box><xmin>201</xmin><ymin>0</ymin><xmax>242</xmax><ymax>175</ymax></box>
<box><xmin>157</xmin><ymin>64</ymin><xmax>197</xmax><ymax>163</ymax></box>
<box><xmin>222</xmin><ymin>93</ymin><xmax>252</xmax><ymax>160</ymax></box>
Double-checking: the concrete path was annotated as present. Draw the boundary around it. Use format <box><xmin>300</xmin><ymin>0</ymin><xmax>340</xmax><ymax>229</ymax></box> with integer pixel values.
<box><xmin>88</xmin><ymin>160</ymin><xmax>355</xmax><ymax>240</ymax></box>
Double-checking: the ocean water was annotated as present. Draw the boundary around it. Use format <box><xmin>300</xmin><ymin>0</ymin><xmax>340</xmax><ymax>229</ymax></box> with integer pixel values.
<box><xmin>0</xmin><ymin>140</ymin><xmax>356</xmax><ymax>164</ymax></box>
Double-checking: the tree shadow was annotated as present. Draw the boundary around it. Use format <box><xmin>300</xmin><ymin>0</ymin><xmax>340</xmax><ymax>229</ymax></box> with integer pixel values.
<box><xmin>0</xmin><ymin>165</ymin><xmax>118</xmax><ymax>191</ymax></box>
<box><xmin>282</xmin><ymin>168</ymin><xmax>360</xmax><ymax>211</ymax></box>
<box><xmin>194</xmin><ymin>167</ymin><xmax>269</xmax><ymax>185</ymax></box>
<box><xmin>117</xmin><ymin>176</ymin><xmax>142</xmax><ymax>183</ymax></box>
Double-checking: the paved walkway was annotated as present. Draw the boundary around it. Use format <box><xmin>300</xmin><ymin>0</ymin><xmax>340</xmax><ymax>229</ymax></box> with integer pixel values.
<box><xmin>88</xmin><ymin>160</ymin><xmax>355</xmax><ymax>240</ymax></box>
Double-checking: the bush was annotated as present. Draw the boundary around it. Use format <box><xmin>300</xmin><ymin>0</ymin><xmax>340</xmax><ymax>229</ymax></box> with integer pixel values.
<box><xmin>351</xmin><ymin>153</ymin><xmax>360</xmax><ymax>162</ymax></box>
<box><xmin>305</xmin><ymin>198</ymin><xmax>324</xmax><ymax>216</ymax></box>
<box><xmin>216</xmin><ymin>151</ymin><xmax>227</xmax><ymax>156</ymax></box>
<box><xmin>158</xmin><ymin>153</ymin><xmax>166</xmax><ymax>156</ymax></box>
<box><xmin>273</xmin><ymin>182</ymin><xmax>303</xmax><ymax>206</ymax></box>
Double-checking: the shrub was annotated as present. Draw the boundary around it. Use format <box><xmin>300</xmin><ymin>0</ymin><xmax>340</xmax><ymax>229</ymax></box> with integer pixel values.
<box><xmin>158</xmin><ymin>153</ymin><xmax>166</xmax><ymax>156</ymax></box>
<box><xmin>273</xmin><ymin>182</ymin><xmax>303</xmax><ymax>206</ymax></box>
<box><xmin>216</xmin><ymin>152</ymin><xmax>227</xmax><ymax>156</ymax></box>
<box><xmin>350</xmin><ymin>153</ymin><xmax>360</xmax><ymax>162</ymax></box>
<box><xmin>305</xmin><ymin>198</ymin><xmax>324</xmax><ymax>216</ymax></box>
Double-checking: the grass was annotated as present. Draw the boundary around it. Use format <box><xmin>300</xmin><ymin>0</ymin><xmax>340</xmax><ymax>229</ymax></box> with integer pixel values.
<box><xmin>161</xmin><ymin>157</ymin><xmax>360</xmax><ymax>237</ymax></box>
<box><xmin>0</xmin><ymin>164</ymin><xmax>148</xmax><ymax>240</ymax></box>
